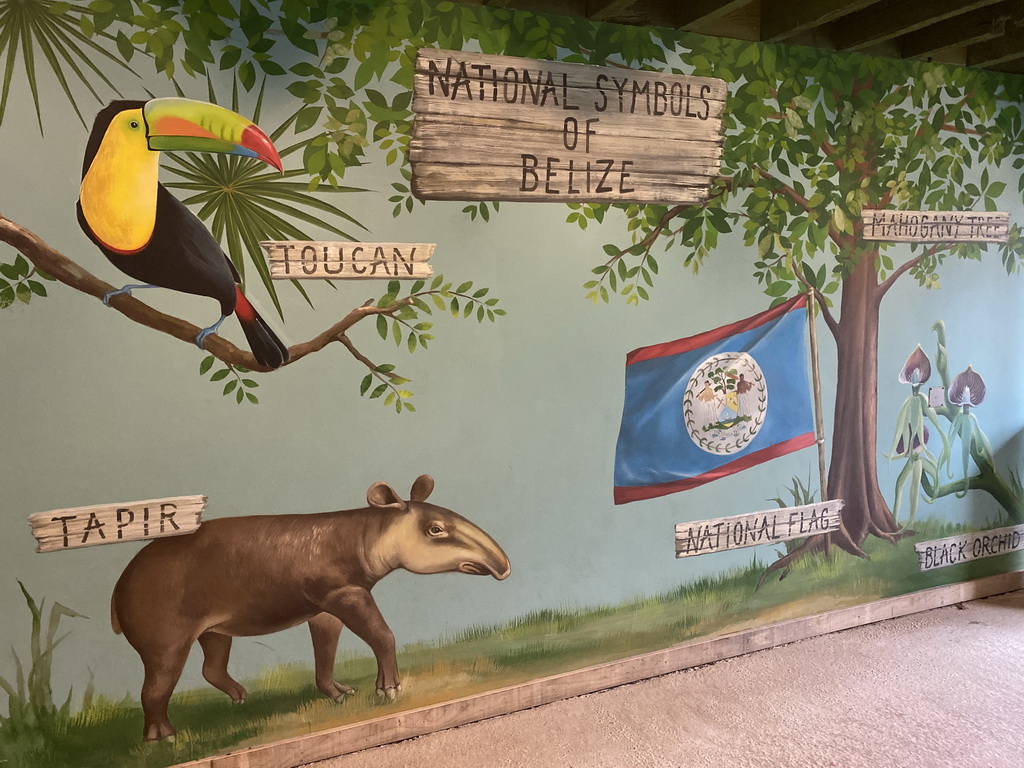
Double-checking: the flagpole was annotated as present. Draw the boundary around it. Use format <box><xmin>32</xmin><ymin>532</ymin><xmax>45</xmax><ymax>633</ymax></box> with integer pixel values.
<box><xmin>805</xmin><ymin>287</ymin><xmax>831</xmax><ymax>556</ymax></box>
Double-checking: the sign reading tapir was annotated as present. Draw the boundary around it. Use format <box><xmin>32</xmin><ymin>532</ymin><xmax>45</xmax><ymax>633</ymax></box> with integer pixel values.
<box><xmin>861</xmin><ymin>210</ymin><xmax>1009</xmax><ymax>243</ymax></box>
<box><xmin>410</xmin><ymin>48</ymin><xmax>727</xmax><ymax>206</ymax></box>
<box><xmin>28</xmin><ymin>495</ymin><xmax>206</xmax><ymax>553</ymax></box>
<box><xmin>261</xmin><ymin>241</ymin><xmax>435</xmax><ymax>280</ymax></box>
<box><xmin>914</xmin><ymin>524</ymin><xmax>1024</xmax><ymax>572</ymax></box>
<box><xmin>675</xmin><ymin>500</ymin><xmax>844</xmax><ymax>559</ymax></box>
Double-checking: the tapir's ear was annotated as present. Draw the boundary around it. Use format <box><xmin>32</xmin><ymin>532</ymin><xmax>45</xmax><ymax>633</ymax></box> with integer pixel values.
<box><xmin>410</xmin><ymin>474</ymin><xmax>435</xmax><ymax>502</ymax></box>
<box><xmin>367</xmin><ymin>481</ymin><xmax>407</xmax><ymax>510</ymax></box>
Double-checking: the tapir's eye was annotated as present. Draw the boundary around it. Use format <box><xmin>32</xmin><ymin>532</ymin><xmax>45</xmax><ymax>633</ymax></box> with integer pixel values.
<box><xmin>427</xmin><ymin>523</ymin><xmax>447</xmax><ymax>537</ymax></box>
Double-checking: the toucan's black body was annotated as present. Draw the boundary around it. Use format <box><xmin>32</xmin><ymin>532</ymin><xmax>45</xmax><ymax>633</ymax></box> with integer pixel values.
<box><xmin>77</xmin><ymin>100</ymin><xmax>289</xmax><ymax>370</ymax></box>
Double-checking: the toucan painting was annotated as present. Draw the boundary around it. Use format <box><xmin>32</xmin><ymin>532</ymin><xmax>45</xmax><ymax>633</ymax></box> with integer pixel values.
<box><xmin>77</xmin><ymin>98</ymin><xmax>290</xmax><ymax>369</ymax></box>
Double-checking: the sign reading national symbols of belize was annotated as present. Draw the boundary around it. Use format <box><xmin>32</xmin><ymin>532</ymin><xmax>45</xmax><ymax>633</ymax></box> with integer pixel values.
<box><xmin>410</xmin><ymin>49</ymin><xmax>727</xmax><ymax>206</ymax></box>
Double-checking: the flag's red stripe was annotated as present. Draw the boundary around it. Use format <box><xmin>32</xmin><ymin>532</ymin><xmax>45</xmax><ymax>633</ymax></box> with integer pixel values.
<box><xmin>613</xmin><ymin>431</ymin><xmax>816</xmax><ymax>504</ymax></box>
<box><xmin>625</xmin><ymin>294</ymin><xmax>808</xmax><ymax>367</ymax></box>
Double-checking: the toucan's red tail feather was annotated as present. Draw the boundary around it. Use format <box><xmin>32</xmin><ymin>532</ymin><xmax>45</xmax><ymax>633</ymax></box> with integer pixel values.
<box><xmin>234</xmin><ymin>287</ymin><xmax>289</xmax><ymax>369</ymax></box>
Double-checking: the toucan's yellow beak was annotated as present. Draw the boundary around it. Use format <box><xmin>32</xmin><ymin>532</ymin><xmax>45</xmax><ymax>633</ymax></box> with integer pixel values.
<box><xmin>142</xmin><ymin>97</ymin><xmax>282</xmax><ymax>172</ymax></box>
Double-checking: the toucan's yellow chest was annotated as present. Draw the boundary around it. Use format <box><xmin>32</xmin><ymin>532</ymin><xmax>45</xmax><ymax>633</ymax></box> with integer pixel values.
<box><xmin>79</xmin><ymin>112</ymin><xmax>160</xmax><ymax>254</ymax></box>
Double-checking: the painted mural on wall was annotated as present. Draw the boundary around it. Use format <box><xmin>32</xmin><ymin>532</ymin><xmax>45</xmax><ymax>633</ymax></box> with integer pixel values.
<box><xmin>2</xmin><ymin>1</ymin><xmax>1024</xmax><ymax>767</ymax></box>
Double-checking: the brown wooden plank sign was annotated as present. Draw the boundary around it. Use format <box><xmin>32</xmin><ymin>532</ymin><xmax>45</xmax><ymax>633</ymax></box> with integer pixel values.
<box><xmin>410</xmin><ymin>48</ymin><xmax>727</xmax><ymax>206</ymax></box>
<box><xmin>914</xmin><ymin>524</ymin><xmax>1024</xmax><ymax>571</ymax></box>
<box><xmin>261</xmin><ymin>241</ymin><xmax>435</xmax><ymax>280</ymax></box>
<box><xmin>675</xmin><ymin>500</ymin><xmax>844</xmax><ymax>559</ymax></box>
<box><xmin>861</xmin><ymin>210</ymin><xmax>1009</xmax><ymax>242</ymax></box>
<box><xmin>28</xmin><ymin>495</ymin><xmax>206</xmax><ymax>553</ymax></box>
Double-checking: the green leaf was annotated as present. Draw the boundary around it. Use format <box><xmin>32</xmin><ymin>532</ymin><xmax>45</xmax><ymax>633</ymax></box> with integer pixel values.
<box><xmin>238</xmin><ymin>61</ymin><xmax>256</xmax><ymax>90</ymax></box>
<box><xmin>199</xmin><ymin>355</ymin><xmax>215</xmax><ymax>375</ymax></box>
<box><xmin>223</xmin><ymin>380</ymin><xmax>238</xmax><ymax>395</ymax></box>
<box><xmin>376</xmin><ymin>314</ymin><xmax>388</xmax><ymax>340</ymax></box>
<box><xmin>210</xmin><ymin>369</ymin><xmax>230</xmax><ymax>382</ymax></box>
<box><xmin>370</xmin><ymin>383</ymin><xmax>388</xmax><ymax>399</ymax></box>
<box><xmin>360</xmin><ymin>374</ymin><xmax>373</xmax><ymax>396</ymax></box>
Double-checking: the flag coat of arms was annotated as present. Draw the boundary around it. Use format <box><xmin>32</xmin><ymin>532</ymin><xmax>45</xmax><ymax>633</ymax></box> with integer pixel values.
<box><xmin>614</xmin><ymin>294</ymin><xmax>816</xmax><ymax>504</ymax></box>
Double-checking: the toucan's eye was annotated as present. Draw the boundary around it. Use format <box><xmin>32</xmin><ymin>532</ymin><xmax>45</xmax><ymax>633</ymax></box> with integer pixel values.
<box><xmin>129</xmin><ymin>120</ymin><xmax>140</xmax><ymax>129</ymax></box>
<box><xmin>427</xmin><ymin>523</ymin><xmax>446</xmax><ymax>537</ymax></box>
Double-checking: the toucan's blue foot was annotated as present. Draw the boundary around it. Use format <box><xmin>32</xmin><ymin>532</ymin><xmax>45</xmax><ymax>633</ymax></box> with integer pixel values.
<box><xmin>102</xmin><ymin>284</ymin><xmax>159</xmax><ymax>306</ymax></box>
<box><xmin>195</xmin><ymin>315</ymin><xmax>228</xmax><ymax>350</ymax></box>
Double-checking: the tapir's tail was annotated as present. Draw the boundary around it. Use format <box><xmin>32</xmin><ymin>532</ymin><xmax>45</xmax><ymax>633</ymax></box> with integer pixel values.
<box><xmin>235</xmin><ymin>287</ymin><xmax>289</xmax><ymax>370</ymax></box>
<box><xmin>111</xmin><ymin>591</ymin><xmax>122</xmax><ymax>635</ymax></box>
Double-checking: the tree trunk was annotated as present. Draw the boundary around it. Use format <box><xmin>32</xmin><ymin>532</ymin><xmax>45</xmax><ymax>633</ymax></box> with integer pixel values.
<box><xmin>826</xmin><ymin>250</ymin><xmax>902</xmax><ymax>554</ymax></box>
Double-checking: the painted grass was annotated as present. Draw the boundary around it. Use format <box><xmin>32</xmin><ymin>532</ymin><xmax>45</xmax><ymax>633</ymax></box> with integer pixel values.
<box><xmin>1</xmin><ymin>518</ymin><xmax>1019</xmax><ymax>767</ymax></box>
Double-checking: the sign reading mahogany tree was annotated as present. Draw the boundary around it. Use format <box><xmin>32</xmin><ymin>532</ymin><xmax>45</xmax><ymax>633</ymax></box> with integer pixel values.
<box><xmin>410</xmin><ymin>49</ymin><xmax>727</xmax><ymax>206</ymax></box>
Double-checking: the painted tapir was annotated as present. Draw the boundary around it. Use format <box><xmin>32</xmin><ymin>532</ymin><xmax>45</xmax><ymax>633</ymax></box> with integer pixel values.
<box><xmin>111</xmin><ymin>475</ymin><xmax>511</xmax><ymax>741</ymax></box>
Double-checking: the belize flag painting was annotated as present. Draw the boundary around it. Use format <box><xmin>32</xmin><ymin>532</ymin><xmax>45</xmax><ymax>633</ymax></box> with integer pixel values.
<box><xmin>614</xmin><ymin>295</ymin><xmax>816</xmax><ymax>505</ymax></box>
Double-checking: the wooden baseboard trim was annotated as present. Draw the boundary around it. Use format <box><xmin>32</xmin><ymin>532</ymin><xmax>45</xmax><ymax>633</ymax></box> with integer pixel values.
<box><xmin>177</xmin><ymin>570</ymin><xmax>1024</xmax><ymax>768</ymax></box>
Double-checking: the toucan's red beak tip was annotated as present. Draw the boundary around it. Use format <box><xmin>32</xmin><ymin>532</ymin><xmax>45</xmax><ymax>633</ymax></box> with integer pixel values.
<box><xmin>241</xmin><ymin>124</ymin><xmax>283</xmax><ymax>173</ymax></box>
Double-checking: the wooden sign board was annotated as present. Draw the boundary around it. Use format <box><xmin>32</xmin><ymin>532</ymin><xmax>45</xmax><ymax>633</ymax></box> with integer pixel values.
<box><xmin>675</xmin><ymin>500</ymin><xmax>844</xmax><ymax>559</ymax></box>
<box><xmin>261</xmin><ymin>242</ymin><xmax>435</xmax><ymax>280</ymax></box>
<box><xmin>914</xmin><ymin>524</ymin><xmax>1024</xmax><ymax>572</ymax></box>
<box><xmin>28</xmin><ymin>495</ymin><xmax>206</xmax><ymax>553</ymax></box>
<box><xmin>410</xmin><ymin>48</ymin><xmax>727</xmax><ymax>206</ymax></box>
<box><xmin>861</xmin><ymin>211</ymin><xmax>1009</xmax><ymax>242</ymax></box>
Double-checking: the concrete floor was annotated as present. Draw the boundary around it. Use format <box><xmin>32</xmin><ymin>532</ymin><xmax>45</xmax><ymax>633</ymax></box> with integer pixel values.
<box><xmin>306</xmin><ymin>590</ymin><xmax>1024</xmax><ymax>768</ymax></box>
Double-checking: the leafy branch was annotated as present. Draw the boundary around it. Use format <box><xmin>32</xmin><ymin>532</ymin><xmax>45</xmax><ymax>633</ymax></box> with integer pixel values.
<box><xmin>0</xmin><ymin>213</ymin><xmax>503</xmax><ymax>409</ymax></box>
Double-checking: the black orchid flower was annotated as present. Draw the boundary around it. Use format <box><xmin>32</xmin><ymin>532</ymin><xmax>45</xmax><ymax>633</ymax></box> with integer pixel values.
<box><xmin>948</xmin><ymin>366</ymin><xmax>986</xmax><ymax>408</ymax></box>
<box><xmin>896</xmin><ymin>425</ymin><xmax>929</xmax><ymax>456</ymax></box>
<box><xmin>898</xmin><ymin>345</ymin><xmax>931</xmax><ymax>386</ymax></box>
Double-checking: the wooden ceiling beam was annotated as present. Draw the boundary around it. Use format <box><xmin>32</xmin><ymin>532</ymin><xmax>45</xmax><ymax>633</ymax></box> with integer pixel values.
<box><xmin>831</xmin><ymin>0</ymin><xmax>1006</xmax><ymax>52</ymax></box>
<box><xmin>898</xmin><ymin>2</ymin><xmax>1016</xmax><ymax>59</ymax></box>
<box><xmin>674</xmin><ymin>0</ymin><xmax>754</xmax><ymax>27</ymax></box>
<box><xmin>966</xmin><ymin>22</ymin><xmax>1024</xmax><ymax>67</ymax></box>
<box><xmin>760</xmin><ymin>0</ymin><xmax>876</xmax><ymax>43</ymax></box>
<box><xmin>585</xmin><ymin>0</ymin><xmax>640</xmax><ymax>21</ymax></box>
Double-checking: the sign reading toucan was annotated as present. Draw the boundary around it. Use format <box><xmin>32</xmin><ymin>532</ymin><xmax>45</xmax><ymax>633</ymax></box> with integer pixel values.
<box><xmin>410</xmin><ymin>49</ymin><xmax>727</xmax><ymax>206</ymax></box>
<box><xmin>28</xmin><ymin>496</ymin><xmax>206</xmax><ymax>553</ymax></box>
<box><xmin>261</xmin><ymin>241</ymin><xmax>435</xmax><ymax>280</ymax></box>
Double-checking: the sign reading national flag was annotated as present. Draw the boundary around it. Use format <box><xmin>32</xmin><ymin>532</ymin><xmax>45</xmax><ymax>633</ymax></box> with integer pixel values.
<box><xmin>614</xmin><ymin>295</ymin><xmax>815</xmax><ymax>504</ymax></box>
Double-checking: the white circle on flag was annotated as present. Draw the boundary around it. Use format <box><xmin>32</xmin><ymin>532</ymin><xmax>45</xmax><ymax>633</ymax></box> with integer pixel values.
<box><xmin>683</xmin><ymin>353</ymin><xmax>767</xmax><ymax>455</ymax></box>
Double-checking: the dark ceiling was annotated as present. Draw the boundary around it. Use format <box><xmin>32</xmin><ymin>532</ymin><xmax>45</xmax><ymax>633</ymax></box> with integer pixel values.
<box><xmin>455</xmin><ymin>0</ymin><xmax>1024</xmax><ymax>74</ymax></box>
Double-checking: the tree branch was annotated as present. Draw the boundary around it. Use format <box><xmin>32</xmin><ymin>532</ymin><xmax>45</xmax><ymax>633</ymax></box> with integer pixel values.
<box><xmin>876</xmin><ymin>242</ymin><xmax>947</xmax><ymax>298</ymax></box>
<box><xmin>791</xmin><ymin>262</ymin><xmax>840</xmax><ymax>339</ymax></box>
<box><xmin>0</xmin><ymin>212</ymin><xmax>409</xmax><ymax>373</ymax></box>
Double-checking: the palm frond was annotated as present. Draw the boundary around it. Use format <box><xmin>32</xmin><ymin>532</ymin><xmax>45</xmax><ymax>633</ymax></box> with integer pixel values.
<box><xmin>0</xmin><ymin>0</ymin><xmax>137</xmax><ymax>132</ymax></box>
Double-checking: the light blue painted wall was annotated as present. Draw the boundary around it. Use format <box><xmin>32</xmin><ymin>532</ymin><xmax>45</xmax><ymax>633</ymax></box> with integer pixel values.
<box><xmin>1</xmin><ymin>13</ymin><xmax>1022</xmax><ymax>705</ymax></box>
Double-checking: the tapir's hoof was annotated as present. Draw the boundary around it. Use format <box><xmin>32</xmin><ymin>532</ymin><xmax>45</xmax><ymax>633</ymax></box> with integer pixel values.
<box><xmin>319</xmin><ymin>680</ymin><xmax>356</xmax><ymax>700</ymax></box>
<box><xmin>376</xmin><ymin>684</ymin><xmax>402</xmax><ymax>701</ymax></box>
<box><xmin>144</xmin><ymin>723</ymin><xmax>178</xmax><ymax>742</ymax></box>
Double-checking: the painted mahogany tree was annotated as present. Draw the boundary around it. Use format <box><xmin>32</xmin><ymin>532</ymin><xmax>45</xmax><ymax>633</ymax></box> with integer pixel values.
<box><xmin>582</xmin><ymin>40</ymin><xmax>1024</xmax><ymax>577</ymax></box>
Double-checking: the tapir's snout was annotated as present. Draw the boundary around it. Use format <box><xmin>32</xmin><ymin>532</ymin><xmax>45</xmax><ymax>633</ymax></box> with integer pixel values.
<box><xmin>457</xmin><ymin>523</ymin><xmax>511</xmax><ymax>580</ymax></box>
<box><xmin>391</xmin><ymin>503</ymin><xmax>512</xmax><ymax>580</ymax></box>
<box><xmin>459</xmin><ymin>553</ymin><xmax>511</xmax><ymax>580</ymax></box>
